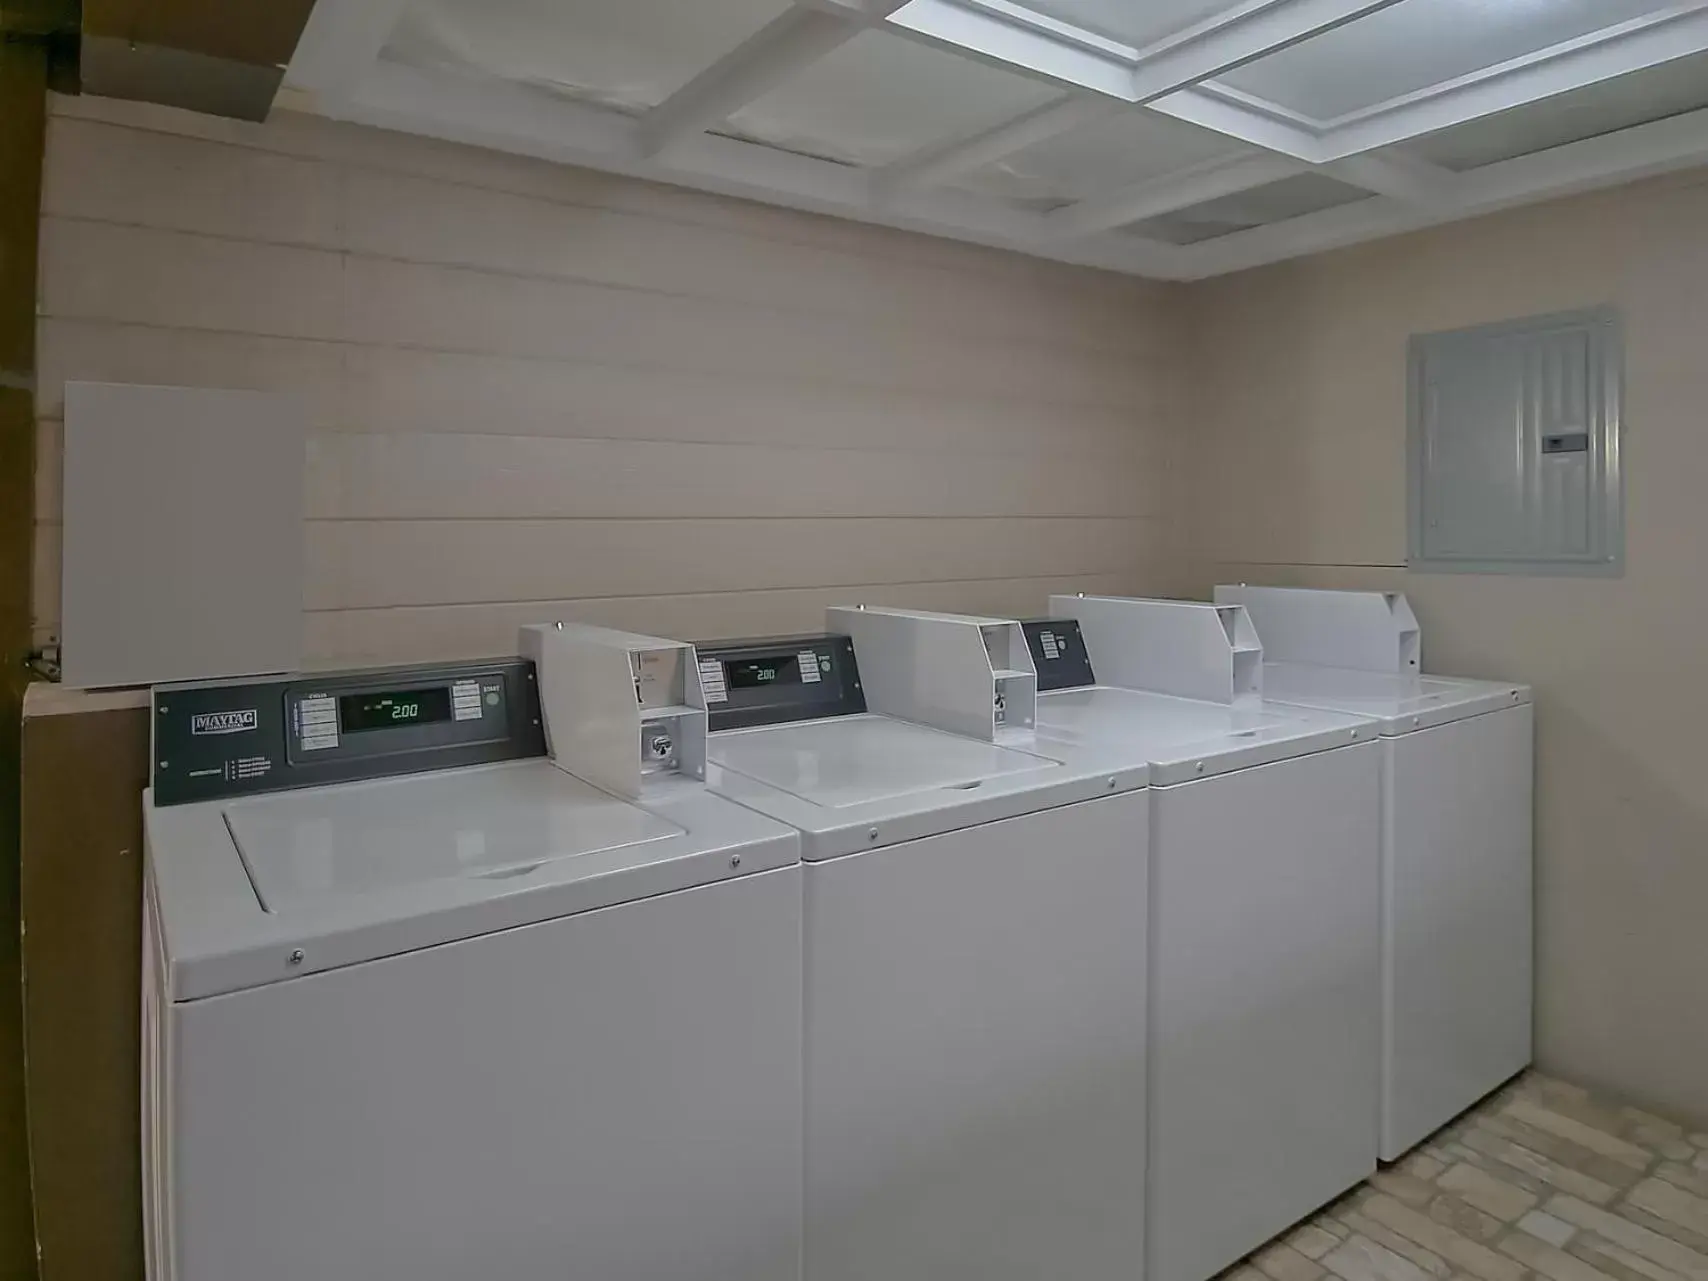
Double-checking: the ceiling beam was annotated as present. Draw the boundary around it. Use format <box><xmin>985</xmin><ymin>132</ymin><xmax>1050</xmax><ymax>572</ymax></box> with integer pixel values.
<box><xmin>1316</xmin><ymin>2</ymin><xmax>1708</xmax><ymax>159</ymax></box>
<box><xmin>1040</xmin><ymin>137</ymin><xmax>1454</xmax><ymax>246</ymax></box>
<box><xmin>640</xmin><ymin>2</ymin><xmax>910</xmax><ymax>157</ymax></box>
<box><xmin>873</xmin><ymin>94</ymin><xmax>1117</xmax><ymax>196</ymax></box>
<box><xmin>293</xmin><ymin>0</ymin><xmax>1708</xmax><ymax>282</ymax></box>
<box><xmin>1323</xmin><ymin>152</ymin><xmax>1458</xmax><ymax>206</ymax></box>
<box><xmin>886</xmin><ymin>0</ymin><xmax>1138</xmax><ymax>99</ymax></box>
<box><xmin>1146</xmin><ymin>85</ymin><xmax>1328</xmax><ymax>161</ymax></box>
<box><xmin>873</xmin><ymin>0</ymin><xmax>1404</xmax><ymax>198</ymax></box>
<box><xmin>1043</xmin><ymin>153</ymin><xmax>1301</xmax><ymax>238</ymax></box>
<box><xmin>1129</xmin><ymin>0</ymin><xmax>1404</xmax><ymax>102</ymax></box>
<box><xmin>338</xmin><ymin>59</ymin><xmax>1189</xmax><ymax>277</ymax></box>
<box><xmin>1176</xmin><ymin>104</ymin><xmax>1708</xmax><ymax>278</ymax></box>
<box><xmin>285</xmin><ymin>0</ymin><xmax>413</xmax><ymax>102</ymax></box>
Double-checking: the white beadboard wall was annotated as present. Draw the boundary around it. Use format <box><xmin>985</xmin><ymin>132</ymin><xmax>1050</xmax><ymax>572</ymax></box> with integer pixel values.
<box><xmin>33</xmin><ymin>94</ymin><xmax>1182</xmax><ymax>667</ymax></box>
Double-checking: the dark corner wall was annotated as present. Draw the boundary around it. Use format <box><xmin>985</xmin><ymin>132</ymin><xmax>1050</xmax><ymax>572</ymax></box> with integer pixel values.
<box><xmin>5</xmin><ymin>7</ymin><xmax>325</xmax><ymax>1278</ymax></box>
<box><xmin>1</xmin><ymin>26</ymin><xmax>49</xmax><ymax>1281</ymax></box>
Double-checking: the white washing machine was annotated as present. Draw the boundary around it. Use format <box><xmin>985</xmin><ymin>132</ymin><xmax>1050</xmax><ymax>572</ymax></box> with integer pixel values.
<box><xmin>1014</xmin><ymin>596</ymin><xmax>1384</xmax><ymax>1281</ymax></box>
<box><xmin>1215</xmin><ymin>585</ymin><xmax>1534</xmax><ymax>1160</ymax></box>
<box><xmin>143</xmin><ymin>646</ymin><xmax>805</xmax><ymax>1281</ymax></box>
<box><xmin>689</xmin><ymin>615</ymin><xmax>1154</xmax><ymax>1281</ymax></box>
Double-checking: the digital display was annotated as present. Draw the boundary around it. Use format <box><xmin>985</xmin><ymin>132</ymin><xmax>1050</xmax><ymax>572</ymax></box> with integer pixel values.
<box><xmin>338</xmin><ymin>687</ymin><xmax>453</xmax><ymax>732</ymax></box>
<box><xmin>727</xmin><ymin>656</ymin><xmax>802</xmax><ymax>690</ymax></box>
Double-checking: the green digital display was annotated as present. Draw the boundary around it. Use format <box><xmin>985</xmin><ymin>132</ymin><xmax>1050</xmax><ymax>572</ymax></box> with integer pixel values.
<box><xmin>338</xmin><ymin>687</ymin><xmax>452</xmax><ymax>732</ymax></box>
<box><xmin>728</xmin><ymin>656</ymin><xmax>801</xmax><ymax>689</ymax></box>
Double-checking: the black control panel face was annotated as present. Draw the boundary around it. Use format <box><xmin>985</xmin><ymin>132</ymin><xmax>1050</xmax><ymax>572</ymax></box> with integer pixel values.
<box><xmin>1023</xmin><ymin>619</ymin><xmax>1098</xmax><ymax>692</ymax></box>
<box><xmin>696</xmin><ymin>635</ymin><xmax>865</xmax><ymax>731</ymax></box>
<box><xmin>152</xmin><ymin>659</ymin><xmax>545</xmax><ymax>806</ymax></box>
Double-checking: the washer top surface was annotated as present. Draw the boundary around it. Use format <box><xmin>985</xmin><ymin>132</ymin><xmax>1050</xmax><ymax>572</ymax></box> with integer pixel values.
<box><xmin>226</xmin><ymin>763</ymin><xmax>682</xmax><ymax>909</ymax></box>
<box><xmin>707</xmin><ymin>714</ymin><xmax>1149</xmax><ymax>860</ymax></box>
<box><xmin>146</xmin><ymin>760</ymin><xmax>801</xmax><ymax>1000</ymax></box>
<box><xmin>1257</xmin><ymin>662</ymin><xmax>1532</xmax><ymax>735</ymax></box>
<box><xmin>1034</xmin><ymin>685</ymin><xmax>1379</xmax><ymax>784</ymax></box>
<box><xmin>710</xmin><ymin>715</ymin><xmax>1054</xmax><ymax>808</ymax></box>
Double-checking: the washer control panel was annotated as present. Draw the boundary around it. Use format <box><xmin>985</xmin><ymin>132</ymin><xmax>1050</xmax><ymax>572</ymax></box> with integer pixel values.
<box><xmin>1022</xmin><ymin>619</ymin><xmax>1098</xmax><ymax>692</ymax></box>
<box><xmin>695</xmin><ymin>635</ymin><xmax>865</xmax><ymax>731</ymax></box>
<box><xmin>153</xmin><ymin>659</ymin><xmax>544</xmax><ymax>806</ymax></box>
<box><xmin>286</xmin><ymin>673</ymin><xmax>505</xmax><ymax>762</ymax></box>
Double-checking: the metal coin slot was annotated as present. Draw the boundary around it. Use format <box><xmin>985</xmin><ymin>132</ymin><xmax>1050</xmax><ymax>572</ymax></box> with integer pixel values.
<box><xmin>640</xmin><ymin>720</ymin><xmax>679</xmax><ymax>775</ymax></box>
<box><xmin>1542</xmin><ymin>432</ymin><xmax>1590</xmax><ymax>455</ymax></box>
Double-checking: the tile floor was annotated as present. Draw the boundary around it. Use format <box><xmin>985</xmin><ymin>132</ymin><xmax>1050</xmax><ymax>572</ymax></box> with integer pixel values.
<box><xmin>1228</xmin><ymin>1074</ymin><xmax>1708</xmax><ymax>1281</ymax></box>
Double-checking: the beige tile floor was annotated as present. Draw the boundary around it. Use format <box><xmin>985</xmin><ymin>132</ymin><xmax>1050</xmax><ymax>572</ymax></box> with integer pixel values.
<box><xmin>1227</xmin><ymin>1075</ymin><xmax>1708</xmax><ymax>1281</ymax></box>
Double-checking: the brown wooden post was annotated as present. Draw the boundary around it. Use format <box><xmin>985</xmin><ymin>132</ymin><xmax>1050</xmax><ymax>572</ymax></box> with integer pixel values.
<box><xmin>0</xmin><ymin>31</ymin><xmax>47</xmax><ymax>1281</ymax></box>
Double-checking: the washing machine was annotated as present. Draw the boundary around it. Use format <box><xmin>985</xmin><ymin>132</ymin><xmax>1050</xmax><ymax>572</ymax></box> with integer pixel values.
<box><xmin>687</xmin><ymin>613</ymin><xmax>1153</xmax><ymax>1281</ymax></box>
<box><xmin>1215</xmin><ymin>585</ymin><xmax>1534</xmax><ymax>1160</ymax></box>
<box><xmin>143</xmin><ymin>643</ymin><xmax>805</xmax><ymax>1281</ymax></box>
<box><xmin>993</xmin><ymin>595</ymin><xmax>1383</xmax><ymax>1281</ymax></box>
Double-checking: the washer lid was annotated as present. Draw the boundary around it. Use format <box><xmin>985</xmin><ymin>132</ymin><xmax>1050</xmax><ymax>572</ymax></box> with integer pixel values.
<box><xmin>710</xmin><ymin>715</ymin><xmax>1050</xmax><ymax>808</ymax></box>
<box><xmin>226</xmin><ymin>765</ymin><xmax>681</xmax><ymax>911</ymax></box>
<box><xmin>1257</xmin><ymin>662</ymin><xmax>1531</xmax><ymax>734</ymax></box>
<box><xmin>1035</xmin><ymin>686</ymin><xmax>1378</xmax><ymax>784</ymax></box>
<box><xmin>706</xmin><ymin>714</ymin><xmax>1149</xmax><ymax>860</ymax></box>
<box><xmin>145</xmin><ymin>761</ymin><xmax>801</xmax><ymax>1000</ymax></box>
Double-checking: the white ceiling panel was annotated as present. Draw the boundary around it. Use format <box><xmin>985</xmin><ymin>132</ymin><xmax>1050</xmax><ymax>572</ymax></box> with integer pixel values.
<box><xmin>722</xmin><ymin>29</ymin><xmax>1060</xmax><ymax>167</ymax></box>
<box><xmin>1008</xmin><ymin>0</ymin><xmax>1243</xmax><ymax>50</ymax></box>
<box><xmin>1218</xmin><ymin>0</ymin><xmax>1675</xmax><ymax>123</ymax></box>
<box><xmin>316</xmin><ymin>0</ymin><xmax>1708</xmax><ymax>278</ymax></box>
<box><xmin>384</xmin><ymin>0</ymin><xmax>792</xmax><ymax>111</ymax></box>
<box><xmin>1406</xmin><ymin>48</ymin><xmax>1708</xmax><ymax>170</ymax></box>
<box><xmin>1126</xmin><ymin>172</ymin><xmax>1372</xmax><ymax>243</ymax></box>
<box><xmin>951</xmin><ymin>108</ymin><xmax>1254</xmax><ymax>209</ymax></box>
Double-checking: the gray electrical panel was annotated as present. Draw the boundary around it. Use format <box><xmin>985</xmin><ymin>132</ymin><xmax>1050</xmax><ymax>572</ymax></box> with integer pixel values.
<box><xmin>1408</xmin><ymin>306</ymin><xmax>1623</xmax><ymax>576</ymax></box>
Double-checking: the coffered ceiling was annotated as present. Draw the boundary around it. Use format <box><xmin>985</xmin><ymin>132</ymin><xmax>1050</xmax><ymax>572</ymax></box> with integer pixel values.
<box><xmin>281</xmin><ymin>0</ymin><xmax>1708</xmax><ymax>277</ymax></box>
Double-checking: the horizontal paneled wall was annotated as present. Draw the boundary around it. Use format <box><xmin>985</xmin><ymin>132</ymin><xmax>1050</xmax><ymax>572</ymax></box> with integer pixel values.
<box><xmin>35</xmin><ymin>96</ymin><xmax>1181</xmax><ymax>665</ymax></box>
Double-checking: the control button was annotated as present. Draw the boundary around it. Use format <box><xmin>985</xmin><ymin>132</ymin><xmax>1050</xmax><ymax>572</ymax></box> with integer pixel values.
<box><xmin>798</xmin><ymin>651</ymin><xmax>821</xmax><ymax>684</ymax></box>
<box><xmin>453</xmin><ymin>679</ymin><xmax>484</xmax><ymax>722</ymax></box>
<box><xmin>485</xmin><ymin>690</ymin><xmax>500</xmax><ymax>706</ymax></box>
<box><xmin>301</xmin><ymin>733</ymin><xmax>339</xmax><ymax>751</ymax></box>
<box><xmin>699</xmin><ymin>659</ymin><xmax>728</xmax><ymax>704</ymax></box>
<box><xmin>300</xmin><ymin>708</ymin><xmax>336</xmax><ymax>728</ymax></box>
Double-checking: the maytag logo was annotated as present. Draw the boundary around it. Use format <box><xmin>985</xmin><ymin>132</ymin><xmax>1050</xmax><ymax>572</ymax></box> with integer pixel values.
<box><xmin>191</xmin><ymin>710</ymin><xmax>258</xmax><ymax>736</ymax></box>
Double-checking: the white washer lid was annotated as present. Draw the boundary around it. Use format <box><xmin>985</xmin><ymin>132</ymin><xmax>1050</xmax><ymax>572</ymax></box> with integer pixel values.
<box><xmin>1257</xmin><ymin>662</ymin><xmax>1531</xmax><ymax>734</ymax></box>
<box><xmin>145</xmin><ymin>761</ymin><xmax>801</xmax><ymax>1000</ymax></box>
<box><xmin>1035</xmin><ymin>686</ymin><xmax>1378</xmax><ymax>784</ymax></box>
<box><xmin>706</xmin><ymin>714</ymin><xmax>1149</xmax><ymax>860</ymax></box>
<box><xmin>227</xmin><ymin>765</ymin><xmax>681</xmax><ymax>910</ymax></box>
<box><xmin>710</xmin><ymin>715</ymin><xmax>1050</xmax><ymax>808</ymax></box>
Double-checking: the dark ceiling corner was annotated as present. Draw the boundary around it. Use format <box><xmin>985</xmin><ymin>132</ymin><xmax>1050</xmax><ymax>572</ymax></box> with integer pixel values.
<box><xmin>0</xmin><ymin>0</ymin><xmax>79</xmax><ymax>38</ymax></box>
<box><xmin>83</xmin><ymin>0</ymin><xmax>318</xmax><ymax>71</ymax></box>
<box><xmin>71</xmin><ymin>0</ymin><xmax>317</xmax><ymax>121</ymax></box>
<box><xmin>1</xmin><ymin>2</ymin><xmax>77</xmax><ymax>93</ymax></box>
